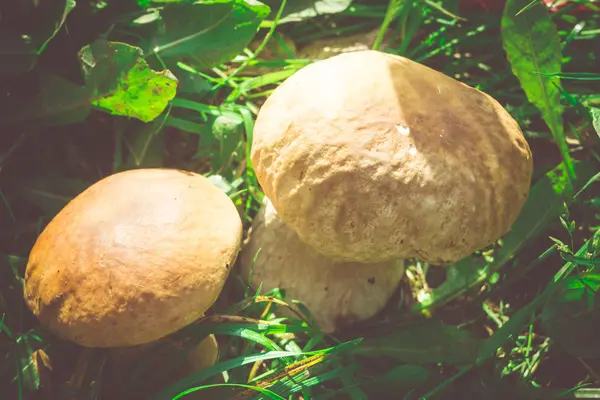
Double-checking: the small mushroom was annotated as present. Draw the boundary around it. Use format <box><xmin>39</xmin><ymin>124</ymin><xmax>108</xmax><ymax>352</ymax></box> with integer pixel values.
<box><xmin>105</xmin><ymin>333</ymin><xmax>220</xmax><ymax>396</ymax></box>
<box><xmin>251</xmin><ymin>49</ymin><xmax>533</xmax><ymax>265</ymax></box>
<box><xmin>186</xmin><ymin>333</ymin><xmax>219</xmax><ymax>371</ymax></box>
<box><xmin>239</xmin><ymin>197</ymin><xmax>405</xmax><ymax>334</ymax></box>
<box><xmin>116</xmin><ymin>333</ymin><xmax>220</xmax><ymax>373</ymax></box>
<box><xmin>23</xmin><ymin>168</ymin><xmax>243</xmax><ymax>348</ymax></box>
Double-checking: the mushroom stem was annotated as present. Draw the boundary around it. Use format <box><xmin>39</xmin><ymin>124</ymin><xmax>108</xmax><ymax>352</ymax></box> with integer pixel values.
<box><xmin>239</xmin><ymin>198</ymin><xmax>405</xmax><ymax>334</ymax></box>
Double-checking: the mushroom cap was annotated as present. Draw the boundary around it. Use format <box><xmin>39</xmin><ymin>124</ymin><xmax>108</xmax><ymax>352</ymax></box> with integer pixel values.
<box><xmin>23</xmin><ymin>168</ymin><xmax>243</xmax><ymax>348</ymax></box>
<box><xmin>251</xmin><ymin>50</ymin><xmax>533</xmax><ymax>264</ymax></box>
<box><xmin>105</xmin><ymin>333</ymin><xmax>219</xmax><ymax>396</ymax></box>
<box><xmin>239</xmin><ymin>197</ymin><xmax>405</xmax><ymax>334</ymax></box>
<box><xmin>108</xmin><ymin>333</ymin><xmax>219</xmax><ymax>372</ymax></box>
<box><xmin>186</xmin><ymin>333</ymin><xmax>219</xmax><ymax>371</ymax></box>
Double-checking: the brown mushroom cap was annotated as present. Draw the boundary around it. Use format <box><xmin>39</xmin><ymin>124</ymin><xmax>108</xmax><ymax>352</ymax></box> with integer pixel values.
<box><xmin>186</xmin><ymin>333</ymin><xmax>219</xmax><ymax>371</ymax></box>
<box><xmin>109</xmin><ymin>333</ymin><xmax>219</xmax><ymax>373</ymax></box>
<box><xmin>105</xmin><ymin>333</ymin><xmax>219</xmax><ymax>396</ymax></box>
<box><xmin>239</xmin><ymin>198</ymin><xmax>405</xmax><ymax>333</ymax></box>
<box><xmin>23</xmin><ymin>168</ymin><xmax>243</xmax><ymax>348</ymax></box>
<box><xmin>251</xmin><ymin>50</ymin><xmax>533</xmax><ymax>264</ymax></box>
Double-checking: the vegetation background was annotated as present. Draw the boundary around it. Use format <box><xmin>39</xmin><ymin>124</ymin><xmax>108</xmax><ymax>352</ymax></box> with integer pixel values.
<box><xmin>0</xmin><ymin>0</ymin><xmax>599</xmax><ymax>399</ymax></box>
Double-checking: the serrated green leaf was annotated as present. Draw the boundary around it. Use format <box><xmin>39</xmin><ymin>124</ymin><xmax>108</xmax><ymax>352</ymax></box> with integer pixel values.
<box><xmin>501</xmin><ymin>0</ymin><xmax>575</xmax><ymax>179</ymax></box>
<box><xmin>89</xmin><ymin>46</ymin><xmax>178</xmax><ymax>122</ymax></box>
<box><xmin>541</xmin><ymin>272</ymin><xmax>600</xmax><ymax>358</ymax></box>
<box><xmin>1</xmin><ymin>40</ymin><xmax>177</xmax><ymax>126</ymax></box>
<box><xmin>150</xmin><ymin>0</ymin><xmax>270</xmax><ymax>69</ymax></box>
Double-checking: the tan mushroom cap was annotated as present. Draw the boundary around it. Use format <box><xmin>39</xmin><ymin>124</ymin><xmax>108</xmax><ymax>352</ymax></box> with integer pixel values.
<box><xmin>251</xmin><ymin>50</ymin><xmax>533</xmax><ymax>264</ymax></box>
<box><xmin>108</xmin><ymin>333</ymin><xmax>219</xmax><ymax>372</ymax></box>
<box><xmin>23</xmin><ymin>168</ymin><xmax>243</xmax><ymax>348</ymax></box>
<box><xmin>239</xmin><ymin>198</ymin><xmax>405</xmax><ymax>334</ymax></box>
<box><xmin>186</xmin><ymin>333</ymin><xmax>219</xmax><ymax>371</ymax></box>
<box><xmin>105</xmin><ymin>333</ymin><xmax>219</xmax><ymax>396</ymax></box>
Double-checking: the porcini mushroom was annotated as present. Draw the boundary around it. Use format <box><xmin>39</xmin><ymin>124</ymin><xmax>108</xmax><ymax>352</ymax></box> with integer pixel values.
<box><xmin>23</xmin><ymin>168</ymin><xmax>243</xmax><ymax>348</ymax></box>
<box><xmin>105</xmin><ymin>333</ymin><xmax>220</xmax><ymax>396</ymax></box>
<box><xmin>239</xmin><ymin>197</ymin><xmax>405</xmax><ymax>333</ymax></box>
<box><xmin>251</xmin><ymin>49</ymin><xmax>533</xmax><ymax>265</ymax></box>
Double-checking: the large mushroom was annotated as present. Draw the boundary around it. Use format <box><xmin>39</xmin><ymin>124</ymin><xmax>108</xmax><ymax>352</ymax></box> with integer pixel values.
<box><xmin>23</xmin><ymin>168</ymin><xmax>243</xmax><ymax>348</ymax></box>
<box><xmin>239</xmin><ymin>197</ymin><xmax>405</xmax><ymax>334</ymax></box>
<box><xmin>251</xmin><ymin>49</ymin><xmax>533</xmax><ymax>265</ymax></box>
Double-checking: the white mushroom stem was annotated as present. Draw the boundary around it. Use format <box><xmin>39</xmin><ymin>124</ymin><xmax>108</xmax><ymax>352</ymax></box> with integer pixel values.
<box><xmin>239</xmin><ymin>198</ymin><xmax>405</xmax><ymax>334</ymax></box>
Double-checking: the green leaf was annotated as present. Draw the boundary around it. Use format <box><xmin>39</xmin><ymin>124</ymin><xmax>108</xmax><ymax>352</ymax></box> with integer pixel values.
<box><xmin>151</xmin><ymin>0</ymin><xmax>271</xmax><ymax>69</ymax></box>
<box><xmin>412</xmin><ymin>160</ymin><xmax>596</xmax><ymax>314</ymax></box>
<box><xmin>541</xmin><ymin>272</ymin><xmax>600</xmax><ymax>358</ymax></box>
<box><xmin>226</xmin><ymin>68</ymin><xmax>298</xmax><ymax>101</ymax></box>
<box><xmin>1</xmin><ymin>40</ymin><xmax>177</xmax><ymax>127</ymax></box>
<box><xmin>351</xmin><ymin>319</ymin><xmax>483</xmax><ymax>365</ymax></box>
<box><xmin>260</xmin><ymin>0</ymin><xmax>353</xmax><ymax>23</ymax></box>
<box><xmin>360</xmin><ymin>365</ymin><xmax>429</xmax><ymax>397</ymax></box>
<box><xmin>195</xmin><ymin>112</ymin><xmax>245</xmax><ymax>174</ymax></box>
<box><xmin>173</xmin><ymin>63</ymin><xmax>212</xmax><ymax>95</ymax></box>
<box><xmin>35</xmin><ymin>0</ymin><xmax>76</xmax><ymax>53</ymax></box>
<box><xmin>591</xmin><ymin>107</ymin><xmax>600</xmax><ymax>137</ymax></box>
<box><xmin>380</xmin><ymin>365</ymin><xmax>429</xmax><ymax>386</ymax></box>
<box><xmin>501</xmin><ymin>0</ymin><xmax>575</xmax><ymax>179</ymax></box>
<box><xmin>88</xmin><ymin>45</ymin><xmax>178</xmax><ymax>123</ymax></box>
<box><xmin>122</xmin><ymin>113</ymin><xmax>169</xmax><ymax>170</ymax></box>
<box><xmin>3</xmin><ymin>71</ymin><xmax>93</xmax><ymax>126</ymax></box>
<box><xmin>450</xmin><ymin>371</ymin><xmax>571</xmax><ymax>400</ymax></box>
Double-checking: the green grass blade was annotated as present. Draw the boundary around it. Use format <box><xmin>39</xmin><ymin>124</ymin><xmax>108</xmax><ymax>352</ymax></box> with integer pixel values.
<box><xmin>372</xmin><ymin>0</ymin><xmax>402</xmax><ymax>50</ymax></box>
<box><xmin>532</xmin><ymin>72</ymin><xmax>600</xmax><ymax>81</ymax></box>
<box><xmin>173</xmin><ymin>383</ymin><xmax>286</xmax><ymax>400</ymax></box>
<box><xmin>154</xmin><ymin>350</ymin><xmax>305</xmax><ymax>400</ymax></box>
<box><xmin>591</xmin><ymin>107</ymin><xmax>600</xmax><ymax>137</ymax></box>
<box><xmin>501</xmin><ymin>0</ymin><xmax>575</xmax><ymax>179</ymax></box>
<box><xmin>154</xmin><ymin>339</ymin><xmax>362</xmax><ymax>400</ymax></box>
<box><xmin>226</xmin><ymin>69</ymin><xmax>300</xmax><ymax>102</ymax></box>
<box><xmin>476</xmin><ymin>229</ymin><xmax>600</xmax><ymax>365</ymax></box>
<box><xmin>351</xmin><ymin>319</ymin><xmax>482</xmax><ymax>365</ymax></box>
<box><xmin>216</xmin><ymin>0</ymin><xmax>288</xmax><ymax>88</ymax></box>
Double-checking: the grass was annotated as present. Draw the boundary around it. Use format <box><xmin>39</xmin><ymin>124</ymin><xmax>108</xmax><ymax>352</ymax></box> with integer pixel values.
<box><xmin>1</xmin><ymin>0</ymin><xmax>600</xmax><ymax>399</ymax></box>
